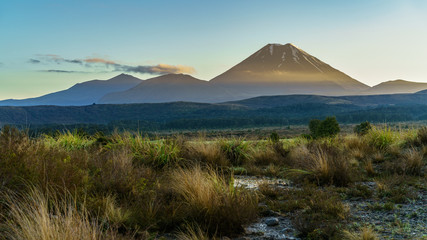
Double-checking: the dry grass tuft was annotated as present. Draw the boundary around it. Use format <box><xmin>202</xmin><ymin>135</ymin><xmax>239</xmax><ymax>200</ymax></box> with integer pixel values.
<box><xmin>386</xmin><ymin>148</ymin><xmax>424</xmax><ymax>175</ymax></box>
<box><xmin>289</xmin><ymin>142</ymin><xmax>355</xmax><ymax>186</ymax></box>
<box><xmin>176</xmin><ymin>223</ymin><xmax>211</xmax><ymax>240</ymax></box>
<box><xmin>186</xmin><ymin>142</ymin><xmax>229</xmax><ymax>167</ymax></box>
<box><xmin>169</xmin><ymin>165</ymin><xmax>258</xmax><ymax>236</ymax></box>
<box><xmin>1</xmin><ymin>186</ymin><xmax>115</xmax><ymax>240</ymax></box>
<box><xmin>343</xmin><ymin>227</ymin><xmax>379</xmax><ymax>240</ymax></box>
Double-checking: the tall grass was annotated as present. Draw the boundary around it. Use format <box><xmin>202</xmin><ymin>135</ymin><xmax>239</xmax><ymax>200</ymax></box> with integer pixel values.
<box><xmin>1</xmin><ymin>186</ymin><xmax>116</xmax><ymax>240</ymax></box>
<box><xmin>288</xmin><ymin>142</ymin><xmax>355</xmax><ymax>186</ymax></box>
<box><xmin>365</xmin><ymin>126</ymin><xmax>398</xmax><ymax>150</ymax></box>
<box><xmin>1</xmin><ymin>125</ymin><xmax>425</xmax><ymax>239</ymax></box>
<box><xmin>343</xmin><ymin>227</ymin><xmax>378</xmax><ymax>240</ymax></box>
<box><xmin>185</xmin><ymin>141</ymin><xmax>229</xmax><ymax>168</ymax></box>
<box><xmin>219</xmin><ymin>138</ymin><xmax>251</xmax><ymax>166</ymax></box>
<box><xmin>176</xmin><ymin>223</ymin><xmax>210</xmax><ymax>240</ymax></box>
<box><xmin>169</xmin><ymin>165</ymin><xmax>258</xmax><ymax>236</ymax></box>
<box><xmin>43</xmin><ymin>131</ymin><xmax>95</xmax><ymax>151</ymax></box>
<box><xmin>391</xmin><ymin>148</ymin><xmax>424</xmax><ymax>175</ymax></box>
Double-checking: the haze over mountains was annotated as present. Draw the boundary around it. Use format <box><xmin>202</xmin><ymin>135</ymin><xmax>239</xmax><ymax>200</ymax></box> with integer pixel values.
<box><xmin>1</xmin><ymin>43</ymin><xmax>426</xmax><ymax>106</ymax></box>
<box><xmin>0</xmin><ymin>74</ymin><xmax>141</xmax><ymax>106</ymax></box>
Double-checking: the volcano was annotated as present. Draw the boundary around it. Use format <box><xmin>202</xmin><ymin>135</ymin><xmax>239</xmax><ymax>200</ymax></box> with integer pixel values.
<box><xmin>210</xmin><ymin>43</ymin><xmax>369</xmax><ymax>97</ymax></box>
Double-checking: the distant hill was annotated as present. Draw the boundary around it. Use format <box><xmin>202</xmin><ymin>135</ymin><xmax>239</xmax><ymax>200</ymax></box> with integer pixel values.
<box><xmin>0</xmin><ymin>74</ymin><xmax>142</xmax><ymax>106</ymax></box>
<box><xmin>360</xmin><ymin>80</ymin><xmax>427</xmax><ymax>95</ymax></box>
<box><xmin>228</xmin><ymin>93</ymin><xmax>427</xmax><ymax>109</ymax></box>
<box><xmin>210</xmin><ymin>43</ymin><xmax>369</xmax><ymax>98</ymax></box>
<box><xmin>99</xmin><ymin>74</ymin><xmax>238</xmax><ymax>104</ymax></box>
<box><xmin>2</xmin><ymin>92</ymin><xmax>427</xmax><ymax>132</ymax></box>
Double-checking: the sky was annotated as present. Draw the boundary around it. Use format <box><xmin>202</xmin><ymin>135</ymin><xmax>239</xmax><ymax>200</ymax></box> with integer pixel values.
<box><xmin>1</xmin><ymin>0</ymin><xmax>427</xmax><ymax>100</ymax></box>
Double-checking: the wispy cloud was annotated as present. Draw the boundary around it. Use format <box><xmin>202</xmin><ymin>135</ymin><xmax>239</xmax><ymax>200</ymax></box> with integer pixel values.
<box><xmin>84</xmin><ymin>58</ymin><xmax>116</xmax><ymax>65</ymax></box>
<box><xmin>28</xmin><ymin>59</ymin><xmax>41</xmax><ymax>64</ymax></box>
<box><xmin>29</xmin><ymin>55</ymin><xmax>195</xmax><ymax>75</ymax></box>
<box><xmin>41</xmin><ymin>70</ymin><xmax>89</xmax><ymax>73</ymax></box>
<box><xmin>116</xmin><ymin>63</ymin><xmax>195</xmax><ymax>75</ymax></box>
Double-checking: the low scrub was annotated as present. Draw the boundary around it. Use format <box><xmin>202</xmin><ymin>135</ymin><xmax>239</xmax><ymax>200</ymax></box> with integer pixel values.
<box><xmin>260</xmin><ymin>184</ymin><xmax>349</xmax><ymax>239</ymax></box>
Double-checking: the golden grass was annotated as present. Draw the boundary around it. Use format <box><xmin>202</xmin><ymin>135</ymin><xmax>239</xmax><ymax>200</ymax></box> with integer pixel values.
<box><xmin>289</xmin><ymin>142</ymin><xmax>354</xmax><ymax>186</ymax></box>
<box><xmin>397</xmin><ymin>147</ymin><xmax>424</xmax><ymax>175</ymax></box>
<box><xmin>1</xmin><ymin>187</ymin><xmax>111</xmax><ymax>240</ymax></box>
<box><xmin>176</xmin><ymin>223</ymin><xmax>211</xmax><ymax>240</ymax></box>
<box><xmin>186</xmin><ymin>142</ymin><xmax>229</xmax><ymax>167</ymax></box>
<box><xmin>343</xmin><ymin>227</ymin><xmax>379</xmax><ymax>240</ymax></box>
<box><xmin>169</xmin><ymin>165</ymin><xmax>258</xmax><ymax>236</ymax></box>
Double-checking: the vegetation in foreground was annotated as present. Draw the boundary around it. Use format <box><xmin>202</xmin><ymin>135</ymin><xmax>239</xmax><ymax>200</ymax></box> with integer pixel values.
<box><xmin>0</xmin><ymin>124</ymin><xmax>426</xmax><ymax>239</ymax></box>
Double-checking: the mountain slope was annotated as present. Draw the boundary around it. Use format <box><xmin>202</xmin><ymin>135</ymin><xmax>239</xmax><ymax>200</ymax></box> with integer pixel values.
<box><xmin>360</xmin><ymin>80</ymin><xmax>427</xmax><ymax>95</ymax></box>
<box><xmin>99</xmin><ymin>74</ymin><xmax>237</xmax><ymax>104</ymax></box>
<box><xmin>210</xmin><ymin>43</ymin><xmax>369</xmax><ymax>97</ymax></box>
<box><xmin>0</xmin><ymin>74</ymin><xmax>142</xmax><ymax>106</ymax></box>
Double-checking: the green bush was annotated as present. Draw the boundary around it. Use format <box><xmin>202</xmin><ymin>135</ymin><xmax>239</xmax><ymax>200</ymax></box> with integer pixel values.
<box><xmin>309</xmin><ymin>117</ymin><xmax>340</xmax><ymax>139</ymax></box>
<box><xmin>269</xmin><ymin>131</ymin><xmax>280</xmax><ymax>143</ymax></box>
<box><xmin>354</xmin><ymin>121</ymin><xmax>372</xmax><ymax>136</ymax></box>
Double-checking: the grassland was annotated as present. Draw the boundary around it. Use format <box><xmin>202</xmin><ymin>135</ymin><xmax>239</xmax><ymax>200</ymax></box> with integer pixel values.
<box><xmin>0</xmin><ymin>125</ymin><xmax>426</xmax><ymax>239</ymax></box>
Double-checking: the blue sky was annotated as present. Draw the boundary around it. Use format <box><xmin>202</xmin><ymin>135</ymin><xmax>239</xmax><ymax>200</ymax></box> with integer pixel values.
<box><xmin>1</xmin><ymin>0</ymin><xmax>427</xmax><ymax>99</ymax></box>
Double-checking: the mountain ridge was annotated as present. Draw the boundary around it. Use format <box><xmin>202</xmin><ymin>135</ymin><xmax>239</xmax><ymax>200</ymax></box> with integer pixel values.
<box><xmin>360</xmin><ymin>79</ymin><xmax>427</xmax><ymax>95</ymax></box>
<box><xmin>1</xmin><ymin>43</ymin><xmax>426</xmax><ymax>106</ymax></box>
<box><xmin>0</xmin><ymin>73</ymin><xmax>142</xmax><ymax>106</ymax></box>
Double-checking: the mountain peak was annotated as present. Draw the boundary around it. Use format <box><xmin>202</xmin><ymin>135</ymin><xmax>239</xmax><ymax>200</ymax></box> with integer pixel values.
<box><xmin>108</xmin><ymin>73</ymin><xmax>142</xmax><ymax>84</ymax></box>
<box><xmin>211</xmin><ymin>42</ymin><xmax>369</xmax><ymax>94</ymax></box>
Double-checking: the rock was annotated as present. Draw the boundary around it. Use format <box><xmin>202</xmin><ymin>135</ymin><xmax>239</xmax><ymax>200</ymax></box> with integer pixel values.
<box><xmin>265</xmin><ymin>217</ymin><xmax>279</xmax><ymax>226</ymax></box>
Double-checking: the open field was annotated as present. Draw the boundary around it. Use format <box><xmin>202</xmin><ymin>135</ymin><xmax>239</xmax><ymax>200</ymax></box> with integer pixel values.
<box><xmin>0</xmin><ymin>125</ymin><xmax>426</xmax><ymax>239</ymax></box>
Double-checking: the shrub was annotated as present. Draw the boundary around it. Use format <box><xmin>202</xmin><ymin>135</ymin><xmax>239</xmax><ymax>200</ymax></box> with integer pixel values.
<box><xmin>354</xmin><ymin>121</ymin><xmax>372</xmax><ymax>136</ymax></box>
<box><xmin>292</xmin><ymin>186</ymin><xmax>350</xmax><ymax>239</ymax></box>
<box><xmin>345</xmin><ymin>184</ymin><xmax>373</xmax><ymax>199</ymax></box>
<box><xmin>309</xmin><ymin>117</ymin><xmax>340</xmax><ymax>139</ymax></box>
<box><xmin>269</xmin><ymin>131</ymin><xmax>280</xmax><ymax>143</ymax></box>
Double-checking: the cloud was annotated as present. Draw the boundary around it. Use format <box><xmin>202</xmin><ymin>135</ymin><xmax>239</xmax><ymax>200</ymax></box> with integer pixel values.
<box><xmin>35</xmin><ymin>54</ymin><xmax>83</xmax><ymax>65</ymax></box>
<box><xmin>28</xmin><ymin>59</ymin><xmax>41</xmax><ymax>64</ymax></box>
<box><xmin>84</xmin><ymin>58</ymin><xmax>116</xmax><ymax>65</ymax></box>
<box><xmin>41</xmin><ymin>70</ymin><xmax>89</xmax><ymax>73</ymax></box>
<box><xmin>116</xmin><ymin>63</ymin><xmax>195</xmax><ymax>74</ymax></box>
<box><xmin>30</xmin><ymin>54</ymin><xmax>196</xmax><ymax>75</ymax></box>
